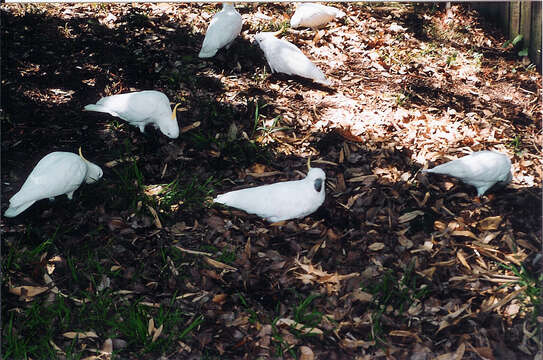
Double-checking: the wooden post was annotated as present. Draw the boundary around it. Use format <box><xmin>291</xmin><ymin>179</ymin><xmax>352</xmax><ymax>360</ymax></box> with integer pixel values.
<box><xmin>520</xmin><ymin>1</ymin><xmax>532</xmax><ymax>47</ymax></box>
<box><xmin>509</xmin><ymin>1</ymin><xmax>520</xmax><ymax>40</ymax></box>
<box><xmin>530</xmin><ymin>1</ymin><xmax>542</xmax><ymax>68</ymax></box>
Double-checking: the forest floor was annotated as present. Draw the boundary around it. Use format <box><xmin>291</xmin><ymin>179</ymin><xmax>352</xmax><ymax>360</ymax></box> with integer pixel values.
<box><xmin>1</xmin><ymin>3</ymin><xmax>542</xmax><ymax>359</ymax></box>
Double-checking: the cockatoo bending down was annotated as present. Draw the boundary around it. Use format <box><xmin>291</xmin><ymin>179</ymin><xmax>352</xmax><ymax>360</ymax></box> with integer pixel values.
<box><xmin>423</xmin><ymin>151</ymin><xmax>512</xmax><ymax>196</ymax></box>
<box><xmin>84</xmin><ymin>90</ymin><xmax>181</xmax><ymax>139</ymax></box>
<box><xmin>290</xmin><ymin>3</ymin><xmax>346</xmax><ymax>29</ymax></box>
<box><xmin>253</xmin><ymin>32</ymin><xmax>332</xmax><ymax>86</ymax></box>
<box><xmin>214</xmin><ymin>167</ymin><xmax>326</xmax><ymax>222</ymax></box>
<box><xmin>4</xmin><ymin>148</ymin><xmax>103</xmax><ymax>218</ymax></box>
<box><xmin>199</xmin><ymin>3</ymin><xmax>243</xmax><ymax>58</ymax></box>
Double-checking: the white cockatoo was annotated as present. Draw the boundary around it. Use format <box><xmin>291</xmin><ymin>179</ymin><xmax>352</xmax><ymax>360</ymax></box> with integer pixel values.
<box><xmin>290</xmin><ymin>3</ymin><xmax>346</xmax><ymax>29</ymax></box>
<box><xmin>214</xmin><ymin>167</ymin><xmax>326</xmax><ymax>222</ymax></box>
<box><xmin>254</xmin><ymin>32</ymin><xmax>332</xmax><ymax>86</ymax></box>
<box><xmin>4</xmin><ymin>148</ymin><xmax>103</xmax><ymax>218</ymax></box>
<box><xmin>84</xmin><ymin>90</ymin><xmax>181</xmax><ymax>139</ymax></box>
<box><xmin>423</xmin><ymin>151</ymin><xmax>512</xmax><ymax>196</ymax></box>
<box><xmin>199</xmin><ymin>3</ymin><xmax>243</xmax><ymax>58</ymax></box>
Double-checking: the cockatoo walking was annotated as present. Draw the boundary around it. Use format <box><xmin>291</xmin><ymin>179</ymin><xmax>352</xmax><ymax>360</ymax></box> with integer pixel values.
<box><xmin>423</xmin><ymin>151</ymin><xmax>512</xmax><ymax>196</ymax></box>
<box><xmin>290</xmin><ymin>3</ymin><xmax>346</xmax><ymax>29</ymax></box>
<box><xmin>199</xmin><ymin>3</ymin><xmax>243</xmax><ymax>58</ymax></box>
<box><xmin>214</xmin><ymin>167</ymin><xmax>326</xmax><ymax>222</ymax></box>
<box><xmin>4</xmin><ymin>148</ymin><xmax>103</xmax><ymax>218</ymax></box>
<box><xmin>84</xmin><ymin>90</ymin><xmax>181</xmax><ymax>139</ymax></box>
<box><xmin>254</xmin><ymin>32</ymin><xmax>332</xmax><ymax>86</ymax></box>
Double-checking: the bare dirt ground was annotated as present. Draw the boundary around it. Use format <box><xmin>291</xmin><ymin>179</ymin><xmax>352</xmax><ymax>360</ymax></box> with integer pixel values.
<box><xmin>1</xmin><ymin>3</ymin><xmax>542</xmax><ymax>359</ymax></box>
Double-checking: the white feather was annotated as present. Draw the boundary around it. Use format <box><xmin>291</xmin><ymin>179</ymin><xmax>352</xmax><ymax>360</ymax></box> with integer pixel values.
<box><xmin>254</xmin><ymin>32</ymin><xmax>331</xmax><ymax>86</ymax></box>
<box><xmin>290</xmin><ymin>3</ymin><xmax>346</xmax><ymax>29</ymax></box>
<box><xmin>423</xmin><ymin>151</ymin><xmax>512</xmax><ymax>196</ymax></box>
<box><xmin>214</xmin><ymin>168</ymin><xmax>326</xmax><ymax>222</ymax></box>
<box><xmin>199</xmin><ymin>3</ymin><xmax>243</xmax><ymax>58</ymax></box>
<box><xmin>84</xmin><ymin>90</ymin><xmax>180</xmax><ymax>138</ymax></box>
<box><xmin>4</xmin><ymin>152</ymin><xmax>103</xmax><ymax>217</ymax></box>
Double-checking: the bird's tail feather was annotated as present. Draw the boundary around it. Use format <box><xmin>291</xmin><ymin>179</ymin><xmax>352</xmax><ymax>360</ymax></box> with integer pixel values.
<box><xmin>198</xmin><ymin>47</ymin><xmax>217</xmax><ymax>58</ymax></box>
<box><xmin>83</xmin><ymin>104</ymin><xmax>106</xmax><ymax>112</ymax></box>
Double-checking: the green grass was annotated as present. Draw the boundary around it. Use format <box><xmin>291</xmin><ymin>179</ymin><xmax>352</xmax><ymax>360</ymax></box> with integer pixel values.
<box><xmin>362</xmin><ymin>264</ymin><xmax>430</xmax><ymax>345</ymax></box>
<box><xmin>499</xmin><ymin>263</ymin><xmax>542</xmax><ymax>322</ymax></box>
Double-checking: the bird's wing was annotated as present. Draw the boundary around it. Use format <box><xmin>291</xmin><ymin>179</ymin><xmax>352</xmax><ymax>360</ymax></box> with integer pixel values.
<box><xmin>96</xmin><ymin>92</ymin><xmax>158</xmax><ymax>123</ymax></box>
<box><xmin>200</xmin><ymin>9</ymin><xmax>242</xmax><ymax>55</ymax></box>
<box><xmin>263</xmin><ymin>38</ymin><xmax>327</xmax><ymax>81</ymax></box>
<box><xmin>9</xmin><ymin>153</ymin><xmax>87</xmax><ymax>207</ymax></box>
<box><xmin>215</xmin><ymin>179</ymin><xmax>319</xmax><ymax>222</ymax></box>
<box><xmin>427</xmin><ymin>152</ymin><xmax>510</xmax><ymax>183</ymax></box>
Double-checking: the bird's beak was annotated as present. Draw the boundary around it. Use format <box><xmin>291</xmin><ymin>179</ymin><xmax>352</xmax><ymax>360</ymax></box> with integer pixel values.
<box><xmin>172</xmin><ymin>103</ymin><xmax>182</xmax><ymax>120</ymax></box>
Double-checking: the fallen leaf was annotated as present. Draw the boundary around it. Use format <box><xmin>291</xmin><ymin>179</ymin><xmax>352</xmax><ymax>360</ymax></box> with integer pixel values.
<box><xmin>63</xmin><ymin>331</ymin><xmax>98</xmax><ymax>339</ymax></box>
<box><xmin>368</xmin><ymin>242</ymin><xmax>385</xmax><ymax>251</ymax></box>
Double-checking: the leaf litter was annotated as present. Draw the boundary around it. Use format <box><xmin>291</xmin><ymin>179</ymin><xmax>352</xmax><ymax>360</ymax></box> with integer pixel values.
<box><xmin>1</xmin><ymin>2</ymin><xmax>541</xmax><ymax>359</ymax></box>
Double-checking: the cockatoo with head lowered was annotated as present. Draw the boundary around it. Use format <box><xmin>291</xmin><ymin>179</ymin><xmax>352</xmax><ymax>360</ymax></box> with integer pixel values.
<box><xmin>290</xmin><ymin>3</ymin><xmax>346</xmax><ymax>29</ymax></box>
<box><xmin>4</xmin><ymin>148</ymin><xmax>103</xmax><ymax>218</ymax></box>
<box><xmin>214</xmin><ymin>167</ymin><xmax>326</xmax><ymax>222</ymax></box>
<box><xmin>254</xmin><ymin>32</ymin><xmax>332</xmax><ymax>86</ymax></box>
<box><xmin>84</xmin><ymin>90</ymin><xmax>181</xmax><ymax>139</ymax></box>
<box><xmin>199</xmin><ymin>3</ymin><xmax>243</xmax><ymax>58</ymax></box>
<box><xmin>423</xmin><ymin>151</ymin><xmax>512</xmax><ymax>196</ymax></box>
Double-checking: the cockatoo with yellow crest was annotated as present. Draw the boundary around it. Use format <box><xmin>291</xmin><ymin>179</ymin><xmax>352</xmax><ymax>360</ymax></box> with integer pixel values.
<box><xmin>199</xmin><ymin>3</ymin><xmax>243</xmax><ymax>58</ymax></box>
<box><xmin>290</xmin><ymin>3</ymin><xmax>346</xmax><ymax>29</ymax></box>
<box><xmin>4</xmin><ymin>148</ymin><xmax>103</xmax><ymax>218</ymax></box>
<box><xmin>214</xmin><ymin>163</ymin><xmax>326</xmax><ymax>222</ymax></box>
<box><xmin>84</xmin><ymin>90</ymin><xmax>181</xmax><ymax>138</ymax></box>
<box><xmin>254</xmin><ymin>32</ymin><xmax>332</xmax><ymax>86</ymax></box>
<box><xmin>423</xmin><ymin>151</ymin><xmax>512</xmax><ymax>196</ymax></box>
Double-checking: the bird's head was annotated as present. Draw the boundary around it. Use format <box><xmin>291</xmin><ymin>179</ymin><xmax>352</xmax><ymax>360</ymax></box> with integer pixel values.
<box><xmin>159</xmin><ymin>103</ymin><xmax>181</xmax><ymax>139</ymax></box>
<box><xmin>253</xmin><ymin>30</ymin><xmax>282</xmax><ymax>45</ymax></box>
<box><xmin>306</xmin><ymin>167</ymin><xmax>326</xmax><ymax>193</ymax></box>
<box><xmin>79</xmin><ymin>147</ymin><xmax>104</xmax><ymax>184</ymax></box>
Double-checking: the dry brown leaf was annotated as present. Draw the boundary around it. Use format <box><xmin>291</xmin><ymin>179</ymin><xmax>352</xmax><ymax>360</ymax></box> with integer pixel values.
<box><xmin>62</xmin><ymin>331</ymin><xmax>98</xmax><ymax>339</ymax></box>
<box><xmin>398</xmin><ymin>210</ymin><xmax>425</xmax><ymax>223</ymax></box>
<box><xmin>299</xmin><ymin>345</ymin><xmax>314</xmax><ymax>360</ymax></box>
<box><xmin>148</xmin><ymin>318</ymin><xmax>155</xmax><ymax>336</ymax></box>
<box><xmin>151</xmin><ymin>324</ymin><xmax>163</xmax><ymax>343</ymax></box>
<box><xmin>451</xmin><ymin>230</ymin><xmax>479</xmax><ymax>241</ymax></box>
<box><xmin>477</xmin><ymin>216</ymin><xmax>502</xmax><ymax>231</ymax></box>
<box><xmin>275</xmin><ymin>318</ymin><xmax>323</xmax><ymax>336</ymax></box>
<box><xmin>9</xmin><ymin>286</ymin><xmax>49</xmax><ymax>298</ymax></box>
<box><xmin>212</xmin><ymin>293</ymin><xmax>228</xmax><ymax>304</ymax></box>
<box><xmin>204</xmin><ymin>257</ymin><xmax>238</xmax><ymax>271</ymax></box>
<box><xmin>389</xmin><ymin>330</ymin><xmax>422</xmax><ymax>342</ymax></box>
<box><xmin>456</xmin><ymin>250</ymin><xmax>471</xmax><ymax>270</ymax></box>
<box><xmin>146</xmin><ymin>205</ymin><xmax>162</xmax><ymax>229</ymax></box>
<box><xmin>368</xmin><ymin>242</ymin><xmax>385</xmax><ymax>251</ymax></box>
<box><xmin>101</xmin><ymin>338</ymin><xmax>113</xmax><ymax>355</ymax></box>
<box><xmin>351</xmin><ymin>288</ymin><xmax>373</xmax><ymax>303</ymax></box>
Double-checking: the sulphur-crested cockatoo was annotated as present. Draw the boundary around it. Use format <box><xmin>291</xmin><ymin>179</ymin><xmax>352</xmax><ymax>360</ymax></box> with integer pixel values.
<box><xmin>4</xmin><ymin>148</ymin><xmax>103</xmax><ymax>218</ymax></box>
<box><xmin>254</xmin><ymin>32</ymin><xmax>332</xmax><ymax>86</ymax></box>
<box><xmin>214</xmin><ymin>167</ymin><xmax>326</xmax><ymax>222</ymax></box>
<box><xmin>423</xmin><ymin>151</ymin><xmax>512</xmax><ymax>196</ymax></box>
<box><xmin>199</xmin><ymin>3</ymin><xmax>243</xmax><ymax>58</ymax></box>
<box><xmin>84</xmin><ymin>90</ymin><xmax>181</xmax><ymax>139</ymax></box>
<box><xmin>290</xmin><ymin>3</ymin><xmax>346</xmax><ymax>29</ymax></box>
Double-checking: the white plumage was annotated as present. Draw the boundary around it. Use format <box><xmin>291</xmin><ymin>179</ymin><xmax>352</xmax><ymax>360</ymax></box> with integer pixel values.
<box><xmin>290</xmin><ymin>3</ymin><xmax>346</xmax><ymax>29</ymax></box>
<box><xmin>423</xmin><ymin>151</ymin><xmax>512</xmax><ymax>196</ymax></box>
<box><xmin>199</xmin><ymin>3</ymin><xmax>243</xmax><ymax>58</ymax></box>
<box><xmin>84</xmin><ymin>90</ymin><xmax>181</xmax><ymax>139</ymax></box>
<box><xmin>4</xmin><ymin>150</ymin><xmax>103</xmax><ymax>218</ymax></box>
<box><xmin>214</xmin><ymin>167</ymin><xmax>326</xmax><ymax>222</ymax></box>
<box><xmin>254</xmin><ymin>32</ymin><xmax>332</xmax><ymax>86</ymax></box>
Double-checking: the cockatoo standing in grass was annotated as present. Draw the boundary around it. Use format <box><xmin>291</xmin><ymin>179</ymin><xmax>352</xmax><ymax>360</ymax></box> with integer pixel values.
<box><xmin>4</xmin><ymin>148</ymin><xmax>103</xmax><ymax>218</ymax></box>
<box><xmin>254</xmin><ymin>32</ymin><xmax>332</xmax><ymax>86</ymax></box>
<box><xmin>199</xmin><ymin>3</ymin><xmax>243</xmax><ymax>58</ymax></box>
<box><xmin>290</xmin><ymin>3</ymin><xmax>346</xmax><ymax>29</ymax></box>
<box><xmin>423</xmin><ymin>151</ymin><xmax>512</xmax><ymax>196</ymax></box>
<box><xmin>214</xmin><ymin>167</ymin><xmax>326</xmax><ymax>222</ymax></box>
<box><xmin>84</xmin><ymin>90</ymin><xmax>181</xmax><ymax>139</ymax></box>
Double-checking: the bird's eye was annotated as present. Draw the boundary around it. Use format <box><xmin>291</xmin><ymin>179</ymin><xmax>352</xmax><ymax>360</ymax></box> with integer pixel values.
<box><xmin>314</xmin><ymin>178</ymin><xmax>323</xmax><ymax>192</ymax></box>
